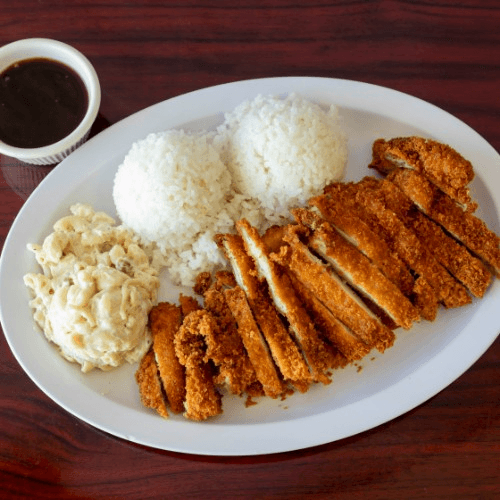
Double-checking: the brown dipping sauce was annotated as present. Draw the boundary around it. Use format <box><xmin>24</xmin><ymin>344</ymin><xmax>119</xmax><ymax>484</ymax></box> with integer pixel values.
<box><xmin>0</xmin><ymin>57</ymin><xmax>88</xmax><ymax>148</ymax></box>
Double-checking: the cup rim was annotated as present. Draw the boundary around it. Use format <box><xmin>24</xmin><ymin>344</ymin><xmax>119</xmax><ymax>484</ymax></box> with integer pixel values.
<box><xmin>0</xmin><ymin>38</ymin><xmax>101</xmax><ymax>161</ymax></box>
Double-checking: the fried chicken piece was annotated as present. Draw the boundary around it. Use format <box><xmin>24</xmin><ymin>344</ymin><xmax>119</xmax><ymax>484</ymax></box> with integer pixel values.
<box><xmin>272</xmin><ymin>228</ymin><xmax>395</xmax><ymax>353</ymax></box>
<box><xmin>357</xmin><ymin>177</ymin><xmax>493</xmax><ymax>299</ymax></box>
<box><xmin>292</xmin><ymin>208</ymin><xmax>420</xmax><ymax>330</ymax></box>
<box><xmin>388</xmin><ymin>167</ymin><xmax>500</xmax><ymax>278</ymax></box>
<box><xmin>135</xmin><ymin>348</ymin><xmax>169</xmax><ymax>419</ymax></box>
<box><xmin>262</xmin><ymin>224</ymin><xmax>292</xmax><ymax>253</ymax></box>
<box><xmin>179</xmin><ymin>293</ymin><xmax>201</xmax><ymax>316</ymax></box>
<box><xmin>236</xmin><ymin>219</ymin><xmax>334</xmax><ymax>384</ymax></box>
<box><xmin>369</xmin><ymin>136</ymin><xmax>477</xmax><ymax>212</ymax></box>
<box><xmin>310</xmin><ymin>191</ymin><xmax>414</xmax><ymax>296</ymax></box>
<box><xmin>174</xmin><ymin>310</ymin><xmax>222</xmax><ymax>421</ymax></box>
<box><xmin>287</xmin><ymin>270</ymin><xmax>368</xmax><ymax>362</ymax></box>
<box><xmin>149</xmin><ymin>302</ymin><xmax>186</xmax><ymax>414</ymax></box>
<box><xmin>410</xmin><ymin>276</ymin><xmax>439</xmax><ymax>321</ymax></box>
<box><xmin>350</xmin><ymin>180</ymin><xmax>472</xmax><ymax>308</ymax></box>
<box><xmin>216</xmin><ymin>233</ymin><xmax>312</xmax><ymax>391</ymax></box>
<box><xmin>224</xmin><ymin>286</ymin><xmax>285</xmax><ymax>398</ymax></box>
<box><xmin>203</xmin><ymin>286</ymin><xmax>260</xmax><ymax>395</ymax></box>
<box><xmin>193</xmin><ymin>271</ymin><xmax>212</xmax><ymax>296</ymax></box>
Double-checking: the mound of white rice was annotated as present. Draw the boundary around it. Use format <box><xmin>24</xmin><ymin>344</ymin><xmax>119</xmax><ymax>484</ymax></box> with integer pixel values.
<box><xmin>113</xmin><ymin>94</ymin><xmax>348</xmax><ymax>287</ymax></box>
<box><xmin>213</xmin><ymin>93</ymin><xmax>347</xmax><ymax>218</ymax></box>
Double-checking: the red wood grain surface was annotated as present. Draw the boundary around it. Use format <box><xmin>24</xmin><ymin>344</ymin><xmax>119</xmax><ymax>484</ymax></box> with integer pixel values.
<box><xmin>0</xmin><ymin>1</ymin><xmax>499</xmax><ymax>498</ymax></box>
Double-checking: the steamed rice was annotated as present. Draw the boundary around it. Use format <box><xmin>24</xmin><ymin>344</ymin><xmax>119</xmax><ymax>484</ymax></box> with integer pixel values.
<box><xmin>113</xmin><ymin>93</ymin><xmax>348</xmax><ymax>287</ymax></box>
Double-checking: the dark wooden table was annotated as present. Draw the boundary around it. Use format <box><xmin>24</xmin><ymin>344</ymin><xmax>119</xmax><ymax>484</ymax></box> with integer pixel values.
<box><xmin>1</xmin><ymin>1</ymin><xmax>499</xmax><ymax>498</ymax></box>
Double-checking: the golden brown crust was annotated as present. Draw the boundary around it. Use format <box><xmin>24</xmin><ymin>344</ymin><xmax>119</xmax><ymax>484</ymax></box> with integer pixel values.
<box><xmin>272</xmin><ymin>232</ymin><xmax>395</xmax><ymax>353</ymax></box>
<box><xmin>369</xmin><ymin>136</ymin><xmax>477</xmax><ymax>211</ymax></box>
<box><xmin>351</xmin><ymin>180</ymin><xmax>472</xmax><ymax>309</ymax></box>
<box><xmin>203</xmin><ymin>287</ymin><xmax>260</xmax><ymax>395</ymax></box>
<box><xmin>135</xmin><ymin>348</ymin><xmax>169</xmax><ymax>419</ymax></box>
<box><xmin>236</xmin><ymin>219</ymin><xmax>334</xmax><ymax>384</ymax></box>
<box><xmin>311</xmin><ymin>190</ymin><xmax>414</xmax><ymax>296</ymax></box>
<box><xmin>149</xmin><ymin>302</ymin><xmax>186</xmax><ymax>414</ymax></box>
<box><xmin>174</xmin><ymin>310</ymin><xmax>222</xmax><ymax>421</ymax></box>
<box><xmin>387</xmin><ymin>167</ymin><xmax>500</xmax><ymax>277</ymax></box>
<box><xmin>224</xmin><ymin>286</ymin><xmax>285</xmax><ymax>398</ymax></box>
<box><xmin>287</xmin><ymin>271</ymin><xmax>369</xmax><ymax>362</ymax></box>
<box><xmin>216</xmin><ymin>232</ymin><xmax>312</xmax><ymax>390</ymax></box>
<box><xmin>292</xmin><ymin>208</ymin><xmax>420</xmax><ymax>330</ymax></box>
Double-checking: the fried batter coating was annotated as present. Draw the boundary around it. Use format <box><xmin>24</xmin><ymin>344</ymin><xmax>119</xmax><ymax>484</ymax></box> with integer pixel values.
<box><xmin>149</xmin><ymin>302</ymin><xmax>186</xmax><ymax>414</ymax></box>
<box><xmin>174</xmin><ymin>310</ymin><xmax>222</xmax><ymax>421</ymax></box>
<box><xmin>273</xmin><ymin>229</ymin><xmax>395</xmax><ymax>353</ymax></box>
<box><xmin>203</xmin><ymin>286</ymin><xmax>260</xmax><ymax>395</ymax></box>
<box><xmin>135</xmin><ymin>348</ymin><xmax>169</xmax><ymax>419</ymax></box>
<box><xmin>369</xmin><ymin>136</ymin><xmax>477</xmax><ymax>211</ymax></box>
<box><xmin>236</xmin><ymin>219</ymin><xmax>334</xmax><ymax>384</ymax></box>
<box><xmin>216</xmin><ymin>232</ymin><xmax>312</xmax><ymax>391</ymax></box>
<box><xmin>388</xmin><ymin>168</ymin><xmax>500</xmax><ymax>278</ymax></box>
<box><xmin>224</xmin><ymin>286</ymin><xmax>285</xmax><ymax>398</ymax></box>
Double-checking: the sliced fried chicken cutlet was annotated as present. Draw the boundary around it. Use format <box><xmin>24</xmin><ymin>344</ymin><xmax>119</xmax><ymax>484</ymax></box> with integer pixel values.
<box><xmin>291</xmin><ymin>208</ymin><xmax>420</xmax><ymax>330</ymax></box>
<box><xmin>202</xmin><ymin>284</ymin><xmax>261</xmax><ymax>396</ymax></box>
<box><xmin>310</xmin><ymin>190</ymin><xmax>414</xmax><ymax>297</ymax></box>
<box><xmin>360</xmin><ymin>177</ymin><xmax>493</xmax><ymax>298</ymax></box>
<box><xmin>236</xmin><ymin>219</ymin><xmax>336</xmax><ymax>385</ymax></box>
<box><xmin>223</xmin><ymin>286</ymin><xmax>285</xmax><ymax>398</ymax></box>
<box><xmin>272</xmin><ymin>224</ymin><xmax>395</xmax><ymax>353</ymax></box>
<box><xmin>135</xmin><ymin>348</ymin><xmax>170</xmax><ymax>419</ymax></box>
<box><xmin>387</xmin><ymin>167</ymin><xmax>500</xmax><ymax>278</ymax></box>
<box><xmin>337</xmin><ymin>180</ymin><xmax>472</xmax><ymax>309</ymax></box>
<box><xmin>369</xmin><ymin>136</ymin><xmax>477</xmax><ymax>212</ymax></box>
<box><xmin>314</xmin><ymin>183</ymin><xmax>439</xmax><ymax>320</ymax></box>
<box><xmin>216</xmin><ymin>233</ymin><xmax>312</xmax><ymax>392</ymax></box>
<box><xmin>174</xmin><ymin>310</ymin><xmax>223</xmax><ymax>421</ymax></box>
<box><xmin>149</xmin><ymin>302</ymin><xmax>186</xmax><ymax>414</ymax></box>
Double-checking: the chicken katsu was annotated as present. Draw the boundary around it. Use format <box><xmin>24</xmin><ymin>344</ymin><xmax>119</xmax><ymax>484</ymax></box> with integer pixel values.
<box><xmin>136</xmin><ymin>135</ymin><xmax>499</xmax><ymax>422</ymax></box>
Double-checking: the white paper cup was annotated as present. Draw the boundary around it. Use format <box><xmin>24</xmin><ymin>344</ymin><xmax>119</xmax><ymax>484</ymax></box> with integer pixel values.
<box><xmin>0</xmin><ymin>38</ymin><xmax>101</xmax><ymax>165</ymax></box>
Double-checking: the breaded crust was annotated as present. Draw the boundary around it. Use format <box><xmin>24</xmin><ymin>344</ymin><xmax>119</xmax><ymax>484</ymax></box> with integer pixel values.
<box><xmin>135</xmin><ymin>348</ymin><xmax>169</xmax><ymax>419</ymax></box>
<box><xmin>357</xmin><ymin>177</ymin><xmax>493</xmax><ymax>298</ymax></box>
<box><xmin>236</xmin><ymin>219</ymin><xmax>334</xmax><ymax>384</ymax></box>
<box><xmin>387</xmin><ymin>167</ymin><xmax>500</xmax><ymax>277</ymax></box>
<box><xmin>310</xmin><ymin>190</ymin><xmax>414</xmax><ymax>296</ymax></box>
<box><xmin>352</xmin><ymin>181</ymin><xmax>472</xmax><ymax>308</ymax></box>
<box><xmin>292</xmin><ymin>208</ymin><xmax>420</xmax><ymax>329</ymax></box>
<box><xmin>174</xmin><ymin>310</ymin><xmax>222</xmax><ymax>421</ymax></box>
<box><xmin>272</xmin><ymin>232</ymin><xmax>395</xmax><ymax>353</ymax></box>
<box><xmin>369</xmin><ymin>136</ymin><xmax>477</xmax><ymax>211</ymax></box>
<box><xmin>287</xmin><ymin>270</ymin><xmax>369</xmax><ymax>362</ymax></box>
<box><xmin>216</xmin><ymin>233</ymin><xmax>312</xmax><ymax>391</ymax></box>
<box><xmin>149</xmin><ymin>302</ymin><xmax>186</xmax><ymax>414</ymax></box>
<box><xmin>203</xmin><ymin>286</ymin><xmax>260</xmax><ymax>395</ymax></box>
<box><xmin>224</xmin><ymin>286</ymin><xmax>285</xmax><ymax>398</ymax></box>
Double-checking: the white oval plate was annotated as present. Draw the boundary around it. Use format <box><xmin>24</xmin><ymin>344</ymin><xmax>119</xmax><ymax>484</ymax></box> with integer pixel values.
<box><xmin>1</xmin><ymin>77</ymin><xmax>499</xmax><ymax>456</ymax></box>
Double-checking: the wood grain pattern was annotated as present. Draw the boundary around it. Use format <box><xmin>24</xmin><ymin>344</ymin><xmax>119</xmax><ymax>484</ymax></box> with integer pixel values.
<box><xmin>0</xmin><ymin>0</ymin><xmax>499</xmax><ymax>498</ymax></box>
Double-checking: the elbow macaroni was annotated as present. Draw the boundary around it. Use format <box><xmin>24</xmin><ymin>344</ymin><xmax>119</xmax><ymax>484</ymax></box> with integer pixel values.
<box><xmin>24</xmin><ymin>203</ymin><xmax>165</xmax><ymax>372</ymax></box>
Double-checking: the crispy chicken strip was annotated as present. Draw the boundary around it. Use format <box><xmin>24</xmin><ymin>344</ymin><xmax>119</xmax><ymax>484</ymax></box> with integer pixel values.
<box><xmin>310</xmin><ymin>191</ymin><xmax>414</xmax><ymax>296</ymax></box>
<box><xmin>224</xmin><ymin>286</ymin><xmax>285</xmax><ymax>398</ymax></box>
<box><xmin>387</xmin><ymin>167</ymin><xmax>500</xmax><ymax>277</ymax></box>
<box><xmin>350</xmin><ymin>181</ymin><xmax>472</xmax><ymax>308</ymax></box>
<box><xmin>216</xmin><ymin>233</ymin><xmax>312</xmax><ymax>391</ymax></box>
<box><xmin>179</xmin><ymin>293</ymin><xmax>201</xmax><ymax>316</ymax></box>
<box><xmin>203</xmin><ymin>286</ymin><xmax>260</xmax><ymax>396</ymax></box>
<box><xmin>369</xmin><ymin>136</ymin><xmax>477</xmax><ymax>212</ymax></box>
<box><xmin>287</xmin><ymin>270</ymin><xmax>368</xmax><ymax>363</ymax></box>
<box><xmin>174</xmin><ymin>310</ymin><xmax>222</xmax><ymax>421</ymax></box>
<box><xmin>135</xmin><ymin>348</ymin><xmax>169</xmax><ymax>419</ymax></box>
<box><xmin>358</xmin><ymin>177</ymin><xmax>493</xmax><ymax>298</ymax></box>
<box><xmin>292</xmin><ymin>208</ymin><xmax>420</xmax><ymax>329</ymax></box>
<box><xmin>318</xmin><ymin>183</ymin><xmax>439</xmax><ymax>320</ymax></box>
<box><xmin>272</xmin><ymin>229</ymin><xmax>395</xmax><ymax>352</ymax></box>
<box><xmin>149</xmin><ymin>302</ymin><xmax>186</xmax><ymax>414</ymax></box>
<box><xmin>236</xmin><ymin>219</ymin><xmax>334</xmax><ymax>384</ymax></box>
